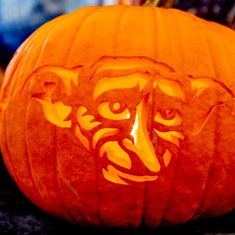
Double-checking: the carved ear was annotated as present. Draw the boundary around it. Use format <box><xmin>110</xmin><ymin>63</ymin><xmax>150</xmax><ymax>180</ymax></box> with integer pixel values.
<box><xmin>189</xmin><ymin>76</ymin><xmax>233</xmax><ymax>101</ymax></box>
<box><xmin>31</xmin><ymin>66</ymin><xmax>80</xmax><ymax>128</ymax></box>
<box><xmin>188</xmin><ymin>76</ymin><xmax>234</xmax><ymax>135</ymax></box>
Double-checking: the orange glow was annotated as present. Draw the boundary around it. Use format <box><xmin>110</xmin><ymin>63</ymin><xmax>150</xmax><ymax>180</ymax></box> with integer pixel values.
<box><xmin>93</xmin><ymin>73</ymin><xmax>149</xmax><ymax>100</ymax></box>
<box><xmin>34</xmin><ymin>98</ymin><xmax>72</xmax><ymax>128</ymax></box>
<box><xmin>112</xmin><ymin>102</ymin><xmax>121</xmax><ymax>110</ymax></box>
<box><xmin>163</xmin><ymin>149</ymin><xmax>172</xmax><ymax>167</ymax></box>
<box><xmin>75</xmin><ymin>125</ymin><xmax>90</xmax><ymax>150</ymax></box>
<box><xmin>157</xmin><ymin>78</ymin><xmax>185</xmax><ymax>101</ymax></box>
<box><xmin>123</xmin><ymin>97</ymin><xmax>160</xmax><ymax>173</ymax></box>
<box><xmin>154</xmin><ymin>129</ymin><xmax>184</xmax><ymax>147</ymax></box>
<box><xmin>35</xmin><ymin>66</ymin><xmax>78</xmax><ymax>96</ymax></box>
<box><xmin>154</xmin><ymin>110</ymin><xmax>182</xmax><ymax>126</ymax></box>
<box><xmin>97</xmin><ymin>101</ymin><xmax>130</xmax><ymax>120</ymax></box>
<box><xmin>76</xmin><ymin>106</ymin><xmax>101</xmax><ymax>130</ymax></box>
<box><xmin>99</xmin><ymin>141</ymin><xmax>131</xmax><ymax>169</ymax></box>
<box><xmin>92</xmin><ymin>128</ymin><xmax>119</xmax><ymax>148</ymax></box>
<box><xmin>190</xmin><ymin>78</ymin><xmax>218</xmax><ymax>100</ymax></box>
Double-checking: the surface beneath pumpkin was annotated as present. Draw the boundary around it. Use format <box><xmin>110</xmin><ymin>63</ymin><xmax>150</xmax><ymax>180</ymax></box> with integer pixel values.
<box><xmin>0</xmin><ymin>155</ymin><xmax>234</xmax><ymax>234</ymax></box>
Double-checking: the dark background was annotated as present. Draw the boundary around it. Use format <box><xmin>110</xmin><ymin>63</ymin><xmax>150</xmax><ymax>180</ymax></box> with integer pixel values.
<box><xmin>0</xmin><ymin>0</ymin><xmax>235</xmax><ymax>234</ymax></box>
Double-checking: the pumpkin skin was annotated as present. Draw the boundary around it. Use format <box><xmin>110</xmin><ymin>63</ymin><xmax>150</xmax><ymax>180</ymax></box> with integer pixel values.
<box><xmin>1</xmin><ymin>5</ymin><xmax>235</xmax><ymax>228</ymax></box>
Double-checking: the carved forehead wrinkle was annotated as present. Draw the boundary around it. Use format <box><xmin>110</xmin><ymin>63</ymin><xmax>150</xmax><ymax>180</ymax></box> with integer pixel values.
<box><xmin>92</xmin><ymin>57</ymin><xmax>174</xmax><ymax>79</ymax></box>
<box><xmin>93</xmin><ymin>73</ymin><xmax>150</xmax><ymax>100</ymax></box>
<box><xmin>91</xmin><ymin>56</ymin><xmax>170</xmax><ymax>73</ymax></box>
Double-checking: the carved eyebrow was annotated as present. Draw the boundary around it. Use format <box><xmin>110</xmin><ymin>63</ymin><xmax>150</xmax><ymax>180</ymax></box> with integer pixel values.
<box><xmin>154</xmin><ymin>77</ymin><xmax>186</xmax><ymax>102</ymax></box>
<box><xmin>92</xmin><ymin>57</ymin><xmax>173</xmax><ymax>76</ymax></box>
<box><xmin>93</xmin><ymin>73</ymin><xmax>149</xmax><ymax>100</ymax></box>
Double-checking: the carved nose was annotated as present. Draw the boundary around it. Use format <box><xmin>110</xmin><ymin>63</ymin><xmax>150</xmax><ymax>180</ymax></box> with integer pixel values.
<box><xmin>123</xmin><ymin>96</ymin><xmax>161</xmax><ymax>173</ymax></box>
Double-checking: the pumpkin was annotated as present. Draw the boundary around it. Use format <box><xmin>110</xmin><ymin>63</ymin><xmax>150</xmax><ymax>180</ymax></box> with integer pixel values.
<box><xmin>0</xmin><ymin>4</ymin><xmax>235</xmax><ymax>228</ymax></box>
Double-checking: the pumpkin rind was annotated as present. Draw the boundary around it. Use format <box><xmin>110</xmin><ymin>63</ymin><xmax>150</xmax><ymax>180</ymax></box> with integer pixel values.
<box><xmin>0</xmin><ymin>5</ymin><xmax>235</xmax><ymax>227</ymax></box>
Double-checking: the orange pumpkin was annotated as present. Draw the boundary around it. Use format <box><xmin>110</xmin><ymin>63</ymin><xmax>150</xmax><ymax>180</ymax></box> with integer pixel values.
<box><xmin>0</xmin><ymin>5</ymin><xmax>235</xmax><ymax>227</ymax></box>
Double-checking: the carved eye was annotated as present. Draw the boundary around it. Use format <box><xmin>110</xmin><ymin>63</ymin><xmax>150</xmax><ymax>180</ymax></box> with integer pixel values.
<box><xmin>162</xmin><ymin>109</ymin><xmax>177</xmax><ymax>119</ymax></box>
<box><xmin>98</xmin><ymin>101</ymin><xmax>130</xmax><ymax>120</ymax></box>
<box><xmin>154</xmin><ymin>109</ymin><xmax>182</xmax><ymax>126</ymax></box>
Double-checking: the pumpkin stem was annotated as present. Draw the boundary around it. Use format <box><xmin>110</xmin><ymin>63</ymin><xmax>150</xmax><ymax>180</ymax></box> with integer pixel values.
<box><xmin>230</xmin><ymin>17</ymin><xmax>235</xmax><ymax>30</ymax></box>
<box><xmin>143</xmin><ymin>0</ymin><xmax>160</xmax><ymax>6</ymax></box>
<box><xmin>143</xmin><ymin>0</ymin><xmax>175</xmax><ymax>7</ymax></box>
<box><xmin>117</xmin><ymin>0</ymin><xmax>136</xmax><ymax>5</ymax></box>
<box><xmin>118</xmin><ymin>0</ymin><xmax>175</xmax><ymax>7</ymax></box>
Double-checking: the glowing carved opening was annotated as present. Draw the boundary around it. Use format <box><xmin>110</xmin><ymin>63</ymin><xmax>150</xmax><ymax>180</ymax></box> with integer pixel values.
<box><xmin>97</xmin><ymin>101</ymin><xmax>130</xmax><ymax>120</ymax></box>
<box><xmin>154</xmin><ymin>110</ymin><xmax>182</xmax><ymax>126</ymax></box>
<box><xmin>190</xmin><ymin>78</ymin><xmax>220</xmax><ymax>100</ymax></box>
<box><xmin>76</xmin><ymin>106</ymin><xmax>101</xmax><ymax>131</ymax></box>
<box><xmin>154</xmin><ymin>129</ymin><xmax>184</xmax><ymax>147</ymax></box>
<box><xmin>33</xmin><ymin>97</ymin><xmax>72</xmax><ymax>128</ymax></box>
<box><xmin>92</xmin><ymin>128</ymin><xmax>119</xmax><ymax>149</ymax></box>
<box><xmin>157</xmin><ymin>78</ymin><xmax>185</xmax><ymax>101</ymax></box>
<box><xmin>103</xmin><ymin>165</ymin><xmax>158</xmax><ymax>185</ymax></box>
<box><xmin>75</xmin><ymin>125</ymin><xmax>90</xmax><ymax>150</ymax></box>
<box><xmin>29</xmin><ymin>56</ymin><xmax>235</xmax><ymax>186</ymax></box>
<box><xmin>99</xmin><ymin>141</ymin><xmax>131</xmax><ymax>169</ymax></box>
<box><xmin>163</xmin><ymin>149</ymin><xmax>172</xmax><ymax>167</ymax></box>
<box><xmin>123</xmin><ymin>96</ymin><xmax>160</xmax><ymax>173</ymax></box>
<box><xmin>93</xmin><ymin>73</ymin><xmax>149</xmax><ymax>100</ymax></box>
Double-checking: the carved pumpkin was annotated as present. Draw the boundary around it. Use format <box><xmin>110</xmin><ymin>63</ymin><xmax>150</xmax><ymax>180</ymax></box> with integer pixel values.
<box><xmin>1</xmin><ymin>5</ymin><xmax>235</xmax><ymax>227</ymax></box>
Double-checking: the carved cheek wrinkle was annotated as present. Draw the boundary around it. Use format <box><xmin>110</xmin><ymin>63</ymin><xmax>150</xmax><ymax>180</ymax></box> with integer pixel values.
<box><xmin>92</xmin><ymin>128</ymin><xmax>119</xmax><ymax>149</ymax></box>
<box><xmin>34</xmin><ymin>98</ymin><xmax>72</xmax><ymax>128</ymax></box>
<box><xmin>154</xmin><ymin>129</ymin><xmax>184</xmax><ymax>147</ymax></box>
<box><xmin>77</xmin><ymin>106</ymin><xmax>101</xmax><ymax>131</ymax></box>
<box><xmin>99</xmin><ymin>141</ymin><xmax>132</xmax><ymax>169</ymax></box>
<box><xmin>103</xmin><ymin>165</ymin><xmax>158</xmax><ymax>185</ymax></box>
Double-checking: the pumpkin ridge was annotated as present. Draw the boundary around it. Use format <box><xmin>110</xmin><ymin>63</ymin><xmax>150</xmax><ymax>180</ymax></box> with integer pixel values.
<box><xmin>0</xmin><ymin>38</ymin><xmax>34</xmax><ymax>117</ymax></box>
<box><xmin>200</xmin><ymin>17</ymin><xmax>233</xmax><ymax>89</ymax></box>
<box><xmin>46</xmin><ymin>7</ymin><xmax>103</xmax><ymax>222</ymax></box>
<box><xmin>1</xmin><ymin>101</ymin><xmax>18</xmax><ymax>184</ymax></box>
<box><xmin>191</xmin><ymin>108</ymin><xmax>219</xmax><ymax>219</ymax></box>
<box><xmin>125</xmin><ymin>6</ymin><xmax>148</xmax><ymax>228</ymax></box>
<box><xmin>25</xmin><ymin>78</ymin><xmax>48</xmax><ymax>208</ymax></box>
<box><xmin>139</xmin><ymin>7</ymin><xmax>158</xmax><ymax>227</ymax></box>
<box><xmin>34</xmin><ymin>17</ymin><xmax>67</xmax><ymax>69</ymax></box>
<box><xmin>159</xmin><ymin>9</ymin><xmax>184</xmax><ymax>224</ymax></box>
<box><xmin>112</xmin><ymin>5</ymin><xmax>126</xmax><ymax>55</ymax></box>
<box><xmin>3</xmin><ymin>86</ymin><xmax>46</xmax><ymax>208</ymax></box>
<box><xmin>152</xmin><ymin>7</ymin><xmax>169</xmax><ymax>226</ymax></box>
<box><xmin>140</xmin><ymin>7</ymin><xmax>159</xmax><ymax>227</ymax></box>
<box><xmin>97</xmin><ymin>6</ymin><xmax>127</xmax><ymax>225</ymax></box>
<box><xmin>22</xmin><ymin>15</ymin><xmax>72</xmax><ymax>213</ymax></box>
<box><xmin>190</xmin><ymin>20</ymin><xmax>222</xmax><ymax>218</ymax></box>
<box><xmin>74</xmin><ymin>7</ymin><xmax>108</xmax><ymax>226</ymax></box>
<box><xmin>64</xmin><ymin>7</ymin><xmax>99</xmax><ymax>68</ymax></box>
<box><xmin>10</xmin><ymin>19</ymin><xmax>59</xmax><ymax>102</ymax></box>
<box><xmin>2</xmin><ymin>105</ymin><xmax>44</xmax><ymax>207</ymax></box>
<box><xmin>152</xmin><ymin>7</ymin><xmax>159</xmax><ymax>61</ymax></box>
<box><xmin>53</xmin><ymin>126</ymin><xmax>77</xmax><ymax>222</ymax></box>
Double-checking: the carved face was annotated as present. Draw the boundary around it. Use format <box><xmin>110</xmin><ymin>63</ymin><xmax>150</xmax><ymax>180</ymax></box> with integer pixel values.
<box><xmin>32</xmin><ymin>57</ymin><xmax>233</xmax><ymax>185</ymax></box>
